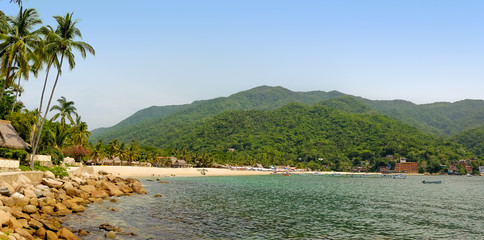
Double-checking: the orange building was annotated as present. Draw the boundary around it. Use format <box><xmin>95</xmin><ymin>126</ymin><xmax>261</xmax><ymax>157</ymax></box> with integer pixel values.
<box><xmin>395</xmin><ymin>162</ymin><xmax>418</xmax><ymax>173</ymax></box>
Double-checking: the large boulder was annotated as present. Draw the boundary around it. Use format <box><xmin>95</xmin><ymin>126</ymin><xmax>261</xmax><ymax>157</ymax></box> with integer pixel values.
<box><xmin>0</xmin><ymin>209</ymin><xmax>11</xmax><ymax>225</ymax></box>
<box><xmin>35</xmin><ymin>227</ymin><xmax>46</xmax><ymax>239</ymax></box>
<box><xmin>28</xmin><ymin>219</ymin><xmax>43</xmax><ymax>229</ymax></box>
<box><xmin>44</xmin><ymin>171</ymin><xmax>56</xmax><ymax>179</ymax></box>
<box><xmin>22</xmin><ymin>189</ymin><xmax>37</xmax><ymax>199</ymax></box>
<box><xmin>57</xmin><ymin>227</ymin><xmax>80</xmax><ymax>240</ymax></box>
<box><xmin>71</xmin><ymin>177</ymin><xmax>86</xmax><ymax>185</ymax></box>
<box><xmin>131</xmin><ymin>181</ymin><xmax>147</xmax><ymax>194</ymax></box>
<box><xmin>64</xmin><ymin>188</ymin><xmax>81</xmax><ymax>198</ymax></box>
<box><xmin>79</xmin><ymin>185</ymin><xmax>96</xmax><ymax>194</ymax></box>
<box><xmin>105</xmin><ymin>231</ymin><xmax>116</xmax><ymax>239</ymax></box>
<box><xmin>101</xmin><ymin>181</ymin><xmax>124</xmax><ymax>197</ymax></box>
<box><xmin>71</xmin><ymin>204</ymin><xmax>86</xmax><ymax>213</ymax></box>
<box><xmin>17</xmin><ymin>174</ymin><xmax>33</xmax><ymax>186</ymax></box>
<box><xmin>2</xmin><ymin>196</ymin><xmax>15</xmax><ymax>207</ymax></box>
<box><xmin>53</xmin><ymin>202</ymin><xmax>72</xmax><ymax>216</ymax></box>
<box><xmin>90</xmin><ymin>190</ymin><xmax>109</xmax><ymax>199</ymax></box>
<box><xmin>15</xmin><ymin>228</ymin><xmax>34</xmax><ymax>240</ymax></box>
<box><xmin>41</xmin><ymin>178</ymin><xmax>63</xmax><ymax>189</ymax></box>
<box><xmin>13</xmin><ymin>196</ymin><xmax>30</xmax><ymax>207</ymax></box>
<box><xmin>45</xmin><ymin>230</ymin><xmax>58</xmax><ymax>240</ymax></box>
<box><xmin>2</xmin><ymin>183</ymin><xmax>15</xmax><ymax>194</ymax></box>
<box><xmin>22</xmin><ymin>205</ymin><xmax>37</xmax><ymax>214</ymax></box>
<box><xmin>9</xmin><ymin>217</ymin><xmax>23</xmax><ymax>229</ymax></box>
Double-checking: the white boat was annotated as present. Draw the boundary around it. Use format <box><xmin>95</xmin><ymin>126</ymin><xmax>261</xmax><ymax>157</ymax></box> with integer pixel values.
<box><xmin>392</xmin><ymin>174</ymin><xmax>406</xmax><ymax>179</ymax></box>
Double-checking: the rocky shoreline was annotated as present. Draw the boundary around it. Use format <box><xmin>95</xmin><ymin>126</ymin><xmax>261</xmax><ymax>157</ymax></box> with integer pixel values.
<box><xmin>0</xmin><ymin>168</ymin><xmax>147</xmax><ymax>239</ymax></box>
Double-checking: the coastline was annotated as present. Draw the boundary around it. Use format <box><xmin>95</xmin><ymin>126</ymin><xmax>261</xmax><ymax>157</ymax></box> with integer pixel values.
<box><xmin>69</xmin><ymin>166</ymin><xmax>274</xmax><ymax>178</ymax></box>
<box><xmin>68</xmin><ymin>166</ymin><xmax>418</xmax><ymax>178</ymax></box>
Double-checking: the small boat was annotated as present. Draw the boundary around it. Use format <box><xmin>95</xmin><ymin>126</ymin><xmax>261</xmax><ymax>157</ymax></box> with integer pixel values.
<box><xmin>392</xmin><ymin>174</ymin><xmax>406</xmax><ymax>179</ymax></box>
<box><xmin>466</xmin><ymin>174</ymin><xmax>472</xmax><ymax>177</ymax></box>
<box><xmin>281</xmin><ymin>172</ymin><xmax>291</xmax><ymax>176</ymax></box>
<box><xmin>331</xmin><ymin>173</ymin><xmax>342</xmax><ymax>177</ymax></box>
<box><xmin>313</xmin><ymin>172</ymin><xmax>323</xmax><ymax>176</ymax></box>
<box><xmin>422</xmin><ymin>180</ymin><xmax>442</xmax><ymax>184</ymax></box>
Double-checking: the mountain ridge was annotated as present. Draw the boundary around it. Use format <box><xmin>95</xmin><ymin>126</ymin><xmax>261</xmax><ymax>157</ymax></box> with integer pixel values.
<box><xmin>90</xmin><ymin>86</ymin><xmax>484</xmax><ymax>143</ymax></box>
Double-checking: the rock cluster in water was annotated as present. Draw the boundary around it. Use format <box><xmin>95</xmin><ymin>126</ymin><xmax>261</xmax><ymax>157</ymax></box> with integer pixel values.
<box><xmin>0</xmin><ymin>169</ymin><xmax>146</xmax><ymax>239</ymax></box>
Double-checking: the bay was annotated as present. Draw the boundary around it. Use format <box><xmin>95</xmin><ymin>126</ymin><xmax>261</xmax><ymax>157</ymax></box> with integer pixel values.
<box><xmin>62</xmin><ymin>175</ymin><xmax>484</xmax><ymax>239</ymax></box>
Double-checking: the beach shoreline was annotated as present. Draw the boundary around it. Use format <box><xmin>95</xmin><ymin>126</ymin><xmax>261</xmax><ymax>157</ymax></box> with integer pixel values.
<box><xmin>68</xmin><ymin>166</ymin><xmax>274</xmax><ymax>178</ymax></box>
<box><xmin>68</xmin><ymin>166</ymin><xmax>417</xmax><ymax>178</ymax></box>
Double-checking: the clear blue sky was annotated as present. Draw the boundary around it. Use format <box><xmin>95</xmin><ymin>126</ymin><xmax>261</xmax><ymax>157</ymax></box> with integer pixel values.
<box><xmin>2</xmin><ymin>0</ymin><xmax>483</xmax><ymax>130</ymax></box>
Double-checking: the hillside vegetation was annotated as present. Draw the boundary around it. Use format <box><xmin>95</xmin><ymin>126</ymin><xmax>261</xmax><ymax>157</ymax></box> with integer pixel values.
<box><xmin>92</xmin><ymin>86</ymin><xmax>484</xmax><ymax>143</ymax></box>
<box><xmin>89</xmin><ymin>86</ymin><xmax>484</xmax><ymax>170</ymax></box>
<box><xmin>165</xmin><ymin>103</ymin><xmax>468</xmax><ymax>170</ymax></box>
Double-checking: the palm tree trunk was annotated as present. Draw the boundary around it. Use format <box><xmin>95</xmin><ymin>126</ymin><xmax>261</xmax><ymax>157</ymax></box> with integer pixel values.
<box><xmin>30</xmin><ymin>54</ymin><xmax>63</xmax><ymax>170</ymax></box>
<box><xmin>31</xmin><ymin>60</ymin><xmax>53</xmax><ymax>149</ymax></box>
<box><xmin>10</xmin><ymin>75</ymin><xmax>22</xmax><ymax>113</ymax></box>
<box><xmin>0</xmin><ymin>61</ymin><xmax>14</xmax><ymax>110</ymax></box>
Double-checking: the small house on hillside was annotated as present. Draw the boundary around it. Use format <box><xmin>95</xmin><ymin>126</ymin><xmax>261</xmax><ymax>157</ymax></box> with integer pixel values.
<box><xmin>0</xmin><ymin>120</ymin><xmax>30</xmax><ymax>170</ymax></box>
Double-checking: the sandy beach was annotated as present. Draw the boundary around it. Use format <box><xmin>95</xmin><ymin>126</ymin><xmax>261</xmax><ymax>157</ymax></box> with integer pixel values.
<box><xmin>68</xmin><ymin>166</ymin><xmax>273</xmax><ymax>177</ymax></box>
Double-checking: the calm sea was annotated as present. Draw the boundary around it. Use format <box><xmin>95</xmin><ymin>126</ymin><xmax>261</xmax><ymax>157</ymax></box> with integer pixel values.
<box><xmin>62</xmin><ymin>175</ymin><xmax>484</xmax><ymax>239</ymax></box>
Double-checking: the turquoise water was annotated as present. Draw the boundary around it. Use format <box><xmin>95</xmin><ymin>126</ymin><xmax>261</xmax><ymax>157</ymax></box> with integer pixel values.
<box><xmin>62</xmin><ymin>175</ymin><xmax>484</xmax><ymax>239</ymax></box>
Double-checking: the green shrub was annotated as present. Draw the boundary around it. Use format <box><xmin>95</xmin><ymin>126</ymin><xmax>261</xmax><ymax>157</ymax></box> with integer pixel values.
<box><xmin>0</xmin><ymin>147</ymin><xmax>28</xmax><ymax>162</ymax></box>
<box><xmin>19</xmin><ymin>162</ymin><xmax>68</xmax><ymax>177</ymax></box>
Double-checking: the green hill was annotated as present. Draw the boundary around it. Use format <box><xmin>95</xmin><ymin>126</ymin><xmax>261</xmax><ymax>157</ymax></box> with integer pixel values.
<box><xmin>159</xmin><ymin>103</ymin><xmax>468</xmax><ymax>170</ymax></box>
<box><xmin>364</xmin><ymin>99</ymin><xmax>484</xmax><ymax>136</ymax></box>
<box><xmin>90</xmin><ymin>86</ymin><xmax>345</xmax><ymax>143</ymax></box>
<box><xmin>91</xmin><ymin>86</ymin><xmax>484</xmax><ymax>147</ymax></box>
<box><xmin>451</xmin><ymin>126</ymin><xmax>484</xmax><ymax>158</ymax></box>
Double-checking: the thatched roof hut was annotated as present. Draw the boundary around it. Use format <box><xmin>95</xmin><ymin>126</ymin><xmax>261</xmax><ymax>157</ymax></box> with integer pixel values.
<box><xmin>0</xmin><ymin>120</ymin><xmax>29</xmax><ymax>150</ymax></box>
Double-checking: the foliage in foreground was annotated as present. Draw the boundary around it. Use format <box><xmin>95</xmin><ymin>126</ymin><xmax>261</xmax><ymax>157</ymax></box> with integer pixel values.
<box><xmin>19</xmin><ymin>162</ymin><xmax>68</xmax><ymax>177</ymax></box>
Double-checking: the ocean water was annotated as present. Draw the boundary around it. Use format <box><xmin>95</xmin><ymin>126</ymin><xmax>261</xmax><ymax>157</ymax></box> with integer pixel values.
<box><xmin>62</xmin><ymin>175</ymin><xmax>484</xmax><ymax>239</ymax></box>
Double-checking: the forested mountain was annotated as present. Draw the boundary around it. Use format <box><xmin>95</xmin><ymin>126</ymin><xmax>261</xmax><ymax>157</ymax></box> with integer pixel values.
<box><xmin>452</xmin><ymin>126</ymin><xmax>484</xmax><ymax>158</ymax></box>
<box><xmin>90</xmin><ymin>86</ymin><xmax>345</xmax><ymax>142</ymax></box>
<box><xmin>165</xmin><ymin>103</ymin><xmax>468</xmax><ymax>170</ymax></box>
<box><xmin>91</xmin><ymin>86</ymin><xmax>484</xmax><ymax>146</ymax></box>
<box><xmin>364</xmin><ymin>99</ymin><xmax>484</xmax><ymax>136</ymax></box>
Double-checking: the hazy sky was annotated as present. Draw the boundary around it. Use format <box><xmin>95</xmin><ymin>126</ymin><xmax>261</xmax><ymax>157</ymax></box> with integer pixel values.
<box><xmin>2</xmin><ymin>0</ymin><xmax>483</xmax><ymax>130</ymax></box>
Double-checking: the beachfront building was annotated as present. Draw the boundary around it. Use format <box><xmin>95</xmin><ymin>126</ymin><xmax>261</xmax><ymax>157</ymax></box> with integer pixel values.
<box><xmin>170</xmin><ymin>157</ymin><xmax>190</xmax><ymax>168</ymax></box>
<box><xmin>395</xmin><ymin>162</ymin><xmax>418</xmax><ymax>173</ymax></box>
<box><xmin>0</xmin><ymin>120</ymin><xmax>30</xmax><ymax>170</ymax></box>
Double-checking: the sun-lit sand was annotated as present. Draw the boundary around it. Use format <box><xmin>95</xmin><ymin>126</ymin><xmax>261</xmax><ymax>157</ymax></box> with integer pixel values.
<box><xmin>69</xmin><ymin>166</ymin><xmax>273</xmax><ymax>178</ymax></box>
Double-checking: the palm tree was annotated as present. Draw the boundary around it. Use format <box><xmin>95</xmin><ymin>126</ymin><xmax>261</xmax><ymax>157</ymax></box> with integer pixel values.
<box><xmin>0</xmin><ymin>8</ymin><xmax>42</xmax><ymax>106</ymax></box>
<box><xmin>30</xmin><ymin>12</ymin><xmax>94</xmax><ymax>169</ymax></box>
<box><xmin>127</xmin><ymin>141</ymin><xmax>140</xmax><ymax>165</ymax></box>
<box><xmin>108</xmin><ymin>138</ymin><xmax>120</xmax><ymax>159</ymax></box>
<box><xmin>48</xmin><ymin>123</ymin><xmax>68</xmax><ymax>149</ymax></box>
<box><xmin>50</xmin><ymin>96</ymin><xmax>76</xmax><ymax>128</ymax></box>
<box><xmin>91</xmin><ymin>139</ymin><xmax>105</xmax><ymax>165</ymax></box>
<box><xmin>69</xmin><ymin>114</ymin><xmax>90</xmax><ymax>146</ymax></box>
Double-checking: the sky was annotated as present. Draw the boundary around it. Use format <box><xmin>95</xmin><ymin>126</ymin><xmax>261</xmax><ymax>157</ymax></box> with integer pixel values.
<box><xmin>1</xmin><ymin>0</ymin><xmax>483</xmax><ymax>130</ymax></box>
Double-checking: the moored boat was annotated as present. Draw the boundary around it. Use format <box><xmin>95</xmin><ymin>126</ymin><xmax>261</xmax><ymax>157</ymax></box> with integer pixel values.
<box><xmin>392</xmin><ymin>174</ymin><xmax>406</xmax><ymax>179</ymax></box>
<box><xmin>422</xmin><ymin>180</ymin><xmax>442</xmax><ymax>184</ymax></box>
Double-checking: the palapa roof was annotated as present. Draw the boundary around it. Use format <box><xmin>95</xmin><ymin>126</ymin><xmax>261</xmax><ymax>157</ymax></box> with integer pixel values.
<box><xmin>0</xmin><ymin>120</ymin><xmax>30</xmax><ymax>150</ymax></box>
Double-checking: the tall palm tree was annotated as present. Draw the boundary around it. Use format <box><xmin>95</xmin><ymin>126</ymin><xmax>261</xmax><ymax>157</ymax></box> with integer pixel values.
<box><xmin>0</xmin><ymin>8</ymin><xmax>41</xmax><ymax>105</ymax></box>
<box><xmin>50</xmin><ymin>96</ymin><xmax>76</xmax><ymax>128</ymax></box>
<box><xmin>69</xmin><ymin>114</ymin><xmax>90</xmax><ymax>146</ymax></box>
<box><xmin>108</xmin><ymin>138</ymin><xmax>120</xmax><ymax>159</ymax></box>
<box><xmin>30</xmin><ymin>12</ymin><xmax>94</xmax><ymax>169</ymax></box>
<box><xmin>127</xmin><ymin>140</ymin><xmax>140</xmax><ymax>165</ymax></box>
<box><xmin>91</xmin><ymin>139</ymin><xmax>105</xmax><ymax>165</ymax></box>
